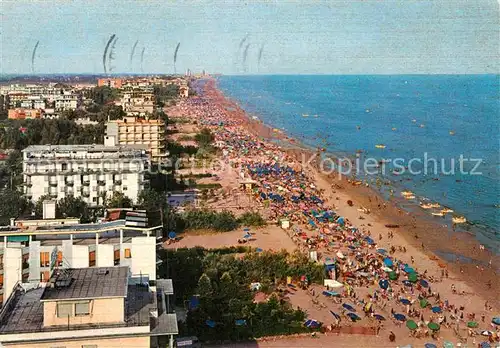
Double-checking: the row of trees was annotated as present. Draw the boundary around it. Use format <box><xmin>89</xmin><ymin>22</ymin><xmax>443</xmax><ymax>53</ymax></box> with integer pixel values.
<box><xmin>157</xmin><ymin>247</ymin><xmax>324</xmax><ymax>342</ymax></box>
<box><xmin>0</xmin><ymin>119</ymin><xmax>105</xmax><ymax>150</ymax></box>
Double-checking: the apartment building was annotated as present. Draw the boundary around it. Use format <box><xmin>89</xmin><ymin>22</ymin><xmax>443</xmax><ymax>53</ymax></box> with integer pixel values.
<box><xmin>119</xmin><ymin>91</ymin><xmax>156</xmax><ymax>115</ymax></box>
<box><xmin>54</xmin><ymin>91</ymin><xmax>79</xmax><ymax>111</ymax></box>
<box><xmin>0</xmin><ymin>208</ymin><xmax>163</xmax><ymax>307</ymax></box>
<box><xmin>97</xmin><ymin>78</ymin><xmax>123</xmax><ymax>88</ymax></box>
<box><xmin>22</xmin><ymin>144</ymin><xmax>149</xmax><ymax>206</ymax></box>
<box><xmin>0</xmin><ymin>266</ymin><xmax>178</xmax><ymax>347</ymax></box>
<box><xmin>8</xmin><ymin>108</ymin><xmax>43</xmax><ymax>120</ymax></box>
<box><xmin>105</xmin><ymin>116</ymin><xmax>166</xmax><ymax>163</ymax></box>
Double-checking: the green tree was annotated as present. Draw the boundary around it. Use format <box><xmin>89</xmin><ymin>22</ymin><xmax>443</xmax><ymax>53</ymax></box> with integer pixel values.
<box><xmin>0</xmin><ymin>189</ymin><xmax>31</xmax><ymax>225</ymax></box>
<box><xmin>194</xmin><ymin>128</ymin><xmax>214</xmax><ymax>149</ymax></box>
<box><xmin>106</xmin><ymin>191</ymin><xmax>133</xmax><ymax>208</ymax></box>
<box><xmin>137</xmin><ymin>188</ymin><xmax>166</xmax><ymax>212</ymax></box>
<box><xmin>56</xmin><ymin>195</ymin><xmax>90</xmax><ymax>222</ymax></box>
<box><xmin>196</xmin><ymin>273</ymin><xmax>213</xmax><ymax>298</ymax></box>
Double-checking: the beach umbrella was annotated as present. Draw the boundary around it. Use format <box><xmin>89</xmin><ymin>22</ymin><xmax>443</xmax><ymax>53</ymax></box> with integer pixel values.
<box><xmin>420</xmin><ymin>279</ymin><xmax>429</xmax><ymax>288</ymax></box>
<box><xmin>235</xmin><ymin>319</ymin><xmax>247</xmax><ymax>326</ymax></box>
<box><xmin>443</xmin><ymin>341</ymin><xmax>454</xmax><ymax>348</ymax></box>
<box><xmin>243</xmin><ymin>233</ymin><xmax>251</xmax><ymax>239</ymax></box>
<box><xmin>424</xmin><ymin>344</ymin><xmax>437</xmax><ymax>348</ymax></box>
<box><xmin>377</xmin><ymin>248</ymin><xmax>387</xmax><ymax>254</ymax></box>
<box><xmin>384</xmin><ymin>258</ymin><xmax>394</xmax><ymax>267</ymax></box>
<box><xmin>431</xmin><ymin>306</ymin><xmax>442</xmax><ymax>313</ymax></box>
<box><xmin>400</xmin><ymin>345</ymin><xmax>412</xmax><ymax>348</ymax></box>
<box><xmin>304</xmin><ymin>319</ymin><xmax>320</xmax><ymax>328</ymax></box>
<box><xmin>467</xmin><ymin>321</ymin><xmax>479</xmax><ymax>328</ymax></box>
<box><xmin>481</xmin><ymin>330</ymin><xmax>493</xmax><ymax>336</ymax></box>
<box><xmin>404</xmin><ymin>265</ymin><xmax>415</xmax><ymax>273</ymax></box>
<box><xmin>243</xmin><ymin>227</ymin><xmax>250</xmax><ymax>232</ymax></box>
<box><xmin>346</xmin><ymin>312</ymin><xmax>361</xmax><ymax>322</ymax></box>
<box><xmin>408</xmin><ymin>273</ymin><xmax>418</xmax><ymax>283</ymax></box>
<box><xmin>406</xmin><ymin>319</ymin><xmax>418</xmax><ymax>330</ymax></box>
<box><xmin>330</xmin><ymin>310</ymin><xmax>340</xmax><ymax>320</ymax></box>
<box><xmin>393</xmin><ymin>313</ymin><xmax>406</xmax><ymax>321</ymax></box>
<box><xmin>206</xmin><ymin>320</ymin><xmax>216</xmax><ymax>328</ymax></box>
<box><xmin>389</xmin><ymin>271</ymin><xmax>398</xmax><ymax>281</ymax></box>
<box><xmin>480</xmin><ymin>342</ymin><xmax>491</xmax><ymax>348</ymax></box>
<box><xmin>256</xmin><ymin>248</ymin><xmax>263</xmax><ymax>252</ymax></box>
<box><xmin>492</xmin><ymin>317</ymin><xmax>500</xmax><ymax>325</ymax></box>
<box><xmin>419</xmin><ymin>298</ymin><xmax>429</xmax><ymax>308</ymax></box>
<box><xmin>379</xmin><ymin>279</ymin><xmax>389</xmax><ymax>290</ymax></box>
<box><xmin>402</xmin><ymin>280</ymin><xmax>413</xmax><ymax>287</ymax></box>
<box><xmin>342</xmin><ymin>303</ymin><xmax>356</xmax><ymax>312</ymax></box>
<box><xmin>373</xmin><ymin>314</ymin><xmax>386</xmax><ymax>321</ymax></box>
<box><xmin>427</xmin><ymin>322</ymin><xmax>440</xmax><ymax>331</ymax></box>
<box><xmin>400</xmin><ymin>298</ymin><xmax>411</xmax><ymax>305</ymax></box>
<box><xmin>168</xmin><ymin>231</ymin><xmax>176</xmax><ymax>239</ymax></box>
<box><xmin>364</xmin><ymin>236</ymin><xmax>375</xmax><ymax>245</ymax></box>
<box><xmin>382</xmin><ymin>266</ymin><xmax>393</xmax><ymax>272</ymax></box>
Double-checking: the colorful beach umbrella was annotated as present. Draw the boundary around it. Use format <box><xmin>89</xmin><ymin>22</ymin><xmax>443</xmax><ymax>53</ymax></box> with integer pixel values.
<box><xmin>424</xmin><ymin>344</ymin><xmax>437</xmax><ymax>348</ymax></box>
<box><xmin>379</xmin><ymin>279</ymin><xmax>389</xmax><ymax>290</ymax></box>
<box><xmin>400</xmin><ymin>298</ymin><xmax>411</xmax><ymax>305</ymax></box>
<box><xmin>443</xmin><ymin>341</ymin><xmax>454</xmax><ymax>348</ymax></box>
<box><xmin>431</xmin><ymin>306</ymin><xmax>442</xmax><ymax>313</ymax></box>
<box><xmin>480</xmin><ymin>342</ymin><xmax>491</xmax><ymax>348</ymax></box>
<box><xmin>304</xmin><ymin>319</ymin><xmax>320</xmax><ymax>328</ymax></box>
<box><xmin>342</xmin><ymin>303</ymin><xmax>356</xmax><ymax>312</ymax></box>
<box><xmin>206</xmin><ymin>320</ymin><xmax>216</xmax><ymax>328</ymax></box>
<box><xmin>427</xmin><ymin>322</ymin><xmax>440</xmax><ymax>331</ymax></box>
<box><xmin>383</xmin><ymin>258</ymin><xmax>394</xmax><ymax>267</ymax></box>
<box><xmin>408</xmin><ymin>273</ymin><xmax>418</xmax><ymax>283</ymax></box>
<box><xmin>419</xmin><ymin>298</ymin><xmax>429</xmax><ymax>308</ymax></box>
<box><xmin>256</xmin><ymin>248</ymin><xmax>263</xmax><ymax>252</ymax></box>
<box><xmin>492</xmin><ymin>317</ymin><xmax>500</xmax><ymax>325</ymax></box>
<box><xmin>389</xmin><ymin>271</ymin><xmax>398</xmax><ymax>280</ymax></box>
<box><xmin>467</xmin><ymin>321</ymin><xmax>479</xmax><ymax>328</ymax></box>
<box><xmin>406</xmin><ymin>320</ymin><xmax>418</xmax><ymax>330</ymax></box>
<box><xmin>373</xmin><ymin>314</ymin><xmax>386</xmax><ymax>321</ymax></box>
<box><xmin>235</xmin><ymin>319</ymin><xmax>247</xmax><ymax>326</ymax></box>
<box><xmin>420</xmin><ymin>279</ymin><xmax>429</xmax><ymax>288</ymax></box>
<box><xmin>168</xmin><ymin>231</ymin><xmax>176</xmax><ymax>239</ymax></box>
<box><xmin>346</xmin><ymin>312</ymin><xmax>361</xmax><ymax>322</ymax></box>
<box><xmin>404</xmin><ymin>265</ymin><xmax>415</xmax><ymax>273</ymax></box>
<box><xmin>377</xmin><ymin>248</ymin><xmax>387</xmax><ymax>254</ymax></box>
<box><xmin>481</xmin><ymin>330</ymin><xmax>493</xmax><ymax>336</ymax></box>
<box><xmin>402</xmin><ymin>280</ymin><xmax>412</xmax><ymax>287</ymax></box>
<box><xmin>394</xmin><ymin>313</ymin><xmax>406</xmax><ymax>321</ymax></box>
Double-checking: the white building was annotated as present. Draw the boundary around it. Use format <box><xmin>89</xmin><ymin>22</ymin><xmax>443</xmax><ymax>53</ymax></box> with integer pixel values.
<box><xmin>22</xmin><ymin>144</ymin><xmax>149</xmax><ymax>207</ymax></box>
<box><xmin>54</xmin><ymin>91</ymin><xmax>79</xmax><ymax>111</ymax></box>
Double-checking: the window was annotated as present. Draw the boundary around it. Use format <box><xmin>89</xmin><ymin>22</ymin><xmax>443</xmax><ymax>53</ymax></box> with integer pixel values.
<box><xmin>75</xmin><ymin>301</ymin><xmax>90</xmax><ymax>316</ymax></box>
<box><xmin>57</xmin><ymin>302</ymin><xmax>73</xmax><ymax>318</ymax></box>
<box><xmin>40</xmin><ymin>271</ymin><xmax>50</xmax><ymax>282</ymax></box>
<box><xmin>124</xmin><ymin>248</ymin><xmax>131</xmax><ymax>258</ymax></box>
<box><xmin>57</xmin><ymin>251</ymin><xmax>63</xmax><ymax>266</ymax></box>
<box><xmin>89</xmin><ymin>251</ymin><xmax>96</xmax><ymax>267</ymax></box>
<box><xmin>123</xmin><ymin>186</ymin><xmax>128</xmax><ymax>191</ymax></box>
<box><xmin>40</xmin><ymin>252</ymin><xmax>50</xmax><ymax>267</ymax></box>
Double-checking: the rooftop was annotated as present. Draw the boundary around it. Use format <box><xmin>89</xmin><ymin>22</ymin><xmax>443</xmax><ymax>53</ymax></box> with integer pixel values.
<box><xmin>41</xmin><ymin>267</ymin><xmax>129</xmax><ymax>301</ymax></box>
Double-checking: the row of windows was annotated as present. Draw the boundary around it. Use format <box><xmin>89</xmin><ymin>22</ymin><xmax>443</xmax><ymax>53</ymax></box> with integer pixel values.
<box><xmin>57</xmin><ymin>301</ymin><xmax>90</xmax><ymax>317</ymax></box>
<box><xmin>38</xmin><ymin>249</ymin><xmax>131</xmax><ymax>270</ymax></box>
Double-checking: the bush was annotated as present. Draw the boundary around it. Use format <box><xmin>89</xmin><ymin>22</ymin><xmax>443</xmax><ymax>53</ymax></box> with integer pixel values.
<box><xmin>182</xmin><ymin>209</ymin><xmax>238</xmax><ymax>232</ymax></box>
<box><xmin>238</xmin><ymin>211</ymin><xmax>266</xmax><ymax>227</ymax></box>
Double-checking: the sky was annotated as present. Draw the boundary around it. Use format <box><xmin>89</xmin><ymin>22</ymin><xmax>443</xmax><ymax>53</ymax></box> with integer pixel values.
<box><xmin>0</xmin><ymin>0</ymin><xmax>498</xmax><ymax>75</ymax></box>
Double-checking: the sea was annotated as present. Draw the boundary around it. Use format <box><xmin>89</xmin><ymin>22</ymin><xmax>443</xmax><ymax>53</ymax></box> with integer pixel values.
<box><xmin>216</xmin><ymin>75</ymin><xmax>500</xmax><ymax>253</ymax></box>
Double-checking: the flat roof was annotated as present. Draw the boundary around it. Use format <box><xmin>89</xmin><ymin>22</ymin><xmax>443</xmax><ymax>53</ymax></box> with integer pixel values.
<box><xmin>41</xmin><ymin>267</ymin><xmax>129</xmax><ymax>301</ymax></box>
<box><xmin>22</xmin><ymin>144</ymin><xmax>147</xmax><ymax>153</ymax></box>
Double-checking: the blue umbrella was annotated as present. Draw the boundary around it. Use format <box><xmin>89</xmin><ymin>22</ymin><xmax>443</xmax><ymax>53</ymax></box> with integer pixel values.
<box><xmin>346</xmin><ymin>312</ymin><xmax>361</xmax><ymax>322</ymax></box>
<box><xmin>424</xmin><ymin>344</ymin><xmax>437</xmax><ymax>348</ymax></box>
<box><xmin>348</xmin><ymin>245</ymin><xmax>356</xmax><ymax>250</ymax></box>
<box><xmin>206</xmin><ymin>320</ymin><xmax>216</xmax><ymax>328</ymax></box>
<box><xmin>480</xmin><ymin>342</ymin><xmax>491</xmax><ymax>348</ymax></box>
<box><xmin>373</xmin><ymin>314</ymin><xmax>386</xmax><ymax>321</ymax></box>
<box><xmin>402</xmin><ymin>280</ymin><xmax>413</xmax><ymax>287</ymax></box>
<box><xmin>304</xmin><ymin>319</ymin><xmax>320</xmax><ymax>328</ymax></box>
<box><xmin>431</xmin><ymin>306</ymin><xmax>442</xmax><ymax>313</ymax></box>
<box><xmin>379</xmin><ymin>279</ymin><xmax>389</xmax><ymax>290</ymax></box>
<box><xmin>235</xmin><ymin>319</ymin><xmax>247</xmax><ymax>326</ymax></box>
<box><xmin>393</xmin><ymin>313</ymin><xmax>406</xmax><ymax>321</ymax></box>
<box><xmin>365</xmin><ymin>236</ymin><xmax>375</xmax><ymax>245</ymax></box>
<box><xmin>342</xmin><ymin>303</ymin><xmax>356</xmax><ymax>312</ymax></box>
<box><xmin>383</xmin><ymin>258</ymin><xmax>394</xmax><ymax>267</ymax></box>
<box><xmin>377</xmin><ymin>248</ymin><xmax>387</xmax><ymax>254</ymax></box>
<box><xmin>256</xmin><ymin>248</ymin><xmax>263</xmax><ymax>252</ymax></box>
<box><xmin>404</xmin><ymin>265</ymin><xmax>415</xmax><ymax>273</ymax></box>
<box><xmin>492</xmin><ymin>317</ymin><xmax>500</xmax><ymax>325</ymax></box>
<box><xmin>337</xmin><ymin>217</ymin><xmax>345</xmax><ymax>226</ymax></box>
<box><xmin>420</xmin><ymin>279</ymin><xmax>429</xmax><ymax>288</ymax></box>
<box><xmin>400</xmin><ymin>298</ymin><xmax>411</xmax><ymax>305</ymax></box>
<box><xmin>168</xmin><ymin>231</ymin><xmax>176</xmax><ymax>239</ymax></box>
<box><xmin>243</xmin><ymin>227</ymin><xmax>250</xmax><ymax>232</ymax></box>
<box><xmin>243</xmin><ymin>234</ymin><xmax>251</xmax><ymax>239</ymax></box>
<box><xmin>330</xmin><ymin>310</ymin><xmax>340</xmax><ymax>320</ymax></box>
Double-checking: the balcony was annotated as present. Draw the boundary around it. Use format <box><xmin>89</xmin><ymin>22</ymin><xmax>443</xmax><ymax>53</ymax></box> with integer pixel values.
<box><xmin>97</xmin><ymin>180</ymin><xmax>106</xmax><ymax>186</ymax></box>
<box><xmin>49</xmin><ymin>182</ymin><xmax>58</xmax><ymax>187</ymax></box>
<box><xmin>81</xmin><ymin>192</ymin><xmax>90</xmax><ymax>198</ymax></box>
<box><xmin>82</xmin><ymin>181</ymin><xmax>90</xmax><ymax>186</ymax></box>
<box><xmin>65</xmin><ymin>181</ymin><xmax>74</xmax><ymax>186</ymax></box>
<box><xmin>113</xmin><ymin>180</ymin><xmax>122</xmax><ymax>185</ymax></box>
<box><xmin>49</xmin><ymin>192</ymin><xmax>58</xmax><ymax>198</ymax></box>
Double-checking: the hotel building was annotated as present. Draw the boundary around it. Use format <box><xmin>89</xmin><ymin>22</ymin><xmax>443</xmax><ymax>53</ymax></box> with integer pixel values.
<box><xmin>22</xmin><ymin>144</ymin><xmax>149</xmax><ymax>206</ymax></box>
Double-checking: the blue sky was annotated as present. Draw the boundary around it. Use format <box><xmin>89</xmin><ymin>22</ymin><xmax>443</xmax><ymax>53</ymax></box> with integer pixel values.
<box><xmin>1</xmin><ymin>0</ymin><xmax>498</xmax><ymax>74</ymax></box>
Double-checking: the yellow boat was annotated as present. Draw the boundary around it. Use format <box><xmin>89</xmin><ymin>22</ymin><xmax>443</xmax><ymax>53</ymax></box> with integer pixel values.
<box><xmin>420</xmin><ymin>203</ymin><xmax>433</xmax><ymax>209</ymax></box>
<box><xmin>440</xmin><ymin>208</ymin><xmax>454</xmax><ymax>214</ymax></box>
<box><xmin>449</xmin><ymin>131</ymin><xmax>455</xmax><ymax>135</ymax></box>
<box><xmin>375</xmin><ymin>144</ymin><xmax>386</xmax><ymax>149</ymax></box>
<box><xmin>392</xmin><ymin>127</ymin><xmax>397</xmax><ymax>131</ymax></box>
<box><xmin>405</xmin><ymin>195</ymin><xmax>416</xmax><ymax>200</ymax></box>
<box><xmin>452</xmin><ymin>216</ymin><xmax>466</xmax><ymax>224</ymax></box>
<box><xmin>401</xmin><ymin>191</ymin><xmax>414</xmax><ymax>197</ymax></box>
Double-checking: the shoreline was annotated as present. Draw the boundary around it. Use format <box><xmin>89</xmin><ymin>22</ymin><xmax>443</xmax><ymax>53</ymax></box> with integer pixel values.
<box><xmin>202</xmin><ymin>77</ymin><xmax>499</xmax><ymax>307</ymax></box>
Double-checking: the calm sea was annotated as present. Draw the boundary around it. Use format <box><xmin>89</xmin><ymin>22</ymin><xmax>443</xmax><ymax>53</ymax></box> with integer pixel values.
<box><xmin>216</xmin><ymin>75</ymin><xmax>500</xmax><ymax>252</ymax></box>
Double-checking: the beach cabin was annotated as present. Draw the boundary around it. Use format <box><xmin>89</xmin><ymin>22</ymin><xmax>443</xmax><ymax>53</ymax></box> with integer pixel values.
<box><xmin>280</xmin><ymin>218</ymin><xmax>290</xmax><ymax>229</ymax></box>
<box><xmin>239</xmin><ymin>179</ymin><xmax>258</xmax><ymax>192</ymax></box>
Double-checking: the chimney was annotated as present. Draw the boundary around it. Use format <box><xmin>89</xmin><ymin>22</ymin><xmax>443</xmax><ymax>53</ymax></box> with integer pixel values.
<box><xmin>10</xmin><ymin>218</ymin><xmax>15</xmax><ymax>227</ymax></box>
<box><xmin>43</xmin><ymin>200</ymin><xmax>56</xmax><ymax>220</ymax></box>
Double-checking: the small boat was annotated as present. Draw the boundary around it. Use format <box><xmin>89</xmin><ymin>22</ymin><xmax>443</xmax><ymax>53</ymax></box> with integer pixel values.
<box><xmin>412</xmin><ymin>119</ymin><xmax>417</xmax><ymax>123</ymax></box>
<box><xmin>302</xmin><ymin>114</ymin><xmax>309</xmax><ymax>117</ymax></box>
<box><xmin>392</xmin><ymin>127</ymin><xmax>397</xmax><ymax>131</ymax></box>
<box><xmin>375</xmin><ymin>144</ymin><xmax>386</xmax><ymax>149</ymax></box>
<box><xmin>420</xmin><ymin>124</ymin><xmax>425</xmax><ymax>128</ymax></box>
<box><xmin>313</xmin><ymin>114</ymin><xmax>318</xmax><ymax>117</ymax></box>
<box><xmin>420</xmin><ymin>203</ymin><xmax>434</xmax><ymax>209</ymax></box>
<box><xmin>452</xmin><ymin>216</ymin><xmax>467</xmax><ymax>224</ymax></box>
<box><xmin>449</xmin><ymin>131</ymin><xmax>455</xmax><ymax>135</ymax></box>
<box><xmin>356</xmin><ymin>126</ymin><xmax>361</xmax><ymax>130</ymax></box>
<box><xmin>405</xmin><ymin>195</ymin><xmax>416</xmax><ymax>200</ymax></box>
<box><xmin>365</xmin><ymin>109</ymin><xmax>370</xmax><ymax>113</ymax></box>
<box><xmin>432</xmin><ymin>212</ymin><xmax>444</xmax><ymax>217</ymax></box>
<box><xmin>401</xmin><ymin>191</ymin><xmax>414</xmax><ymax>197</ymax></box>
<box><xmin>440</xmin><ymin>208</ymin><xmax>454</xmax><ymax>214</ymax></box>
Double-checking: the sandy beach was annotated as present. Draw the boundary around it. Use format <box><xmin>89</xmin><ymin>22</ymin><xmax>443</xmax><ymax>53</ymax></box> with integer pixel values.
<box><xmin>165</xmin><ymin>78</ymin><xmax>499</xmax><ymax>347</ymax></box>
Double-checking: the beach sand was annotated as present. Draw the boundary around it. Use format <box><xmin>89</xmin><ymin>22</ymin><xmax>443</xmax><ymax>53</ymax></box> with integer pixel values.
<box><xmin>165</xmin><ymin>78</ymin><xmax>499</xmax><ymax>347</ymax></box>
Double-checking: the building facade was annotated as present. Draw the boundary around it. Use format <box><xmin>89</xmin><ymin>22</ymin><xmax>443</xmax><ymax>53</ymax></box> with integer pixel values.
<box><xmin>22</xmin><ymin>144</ymin><xmax>149</xmax><ymax>206</ymax></box>
<box><xmin>97</xmin><ymin>78</ymin><xmax>123</xmax><ymax>88</ymax></box>
<box><xmin>106</xmin><ymin>116</ymin><xmax>166</xmax><ymax>163</ymax></box>
<box><xmin>8</xmin><ymin>108</ymin><xmax>43</xmax><ymax>120</ymax></box>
